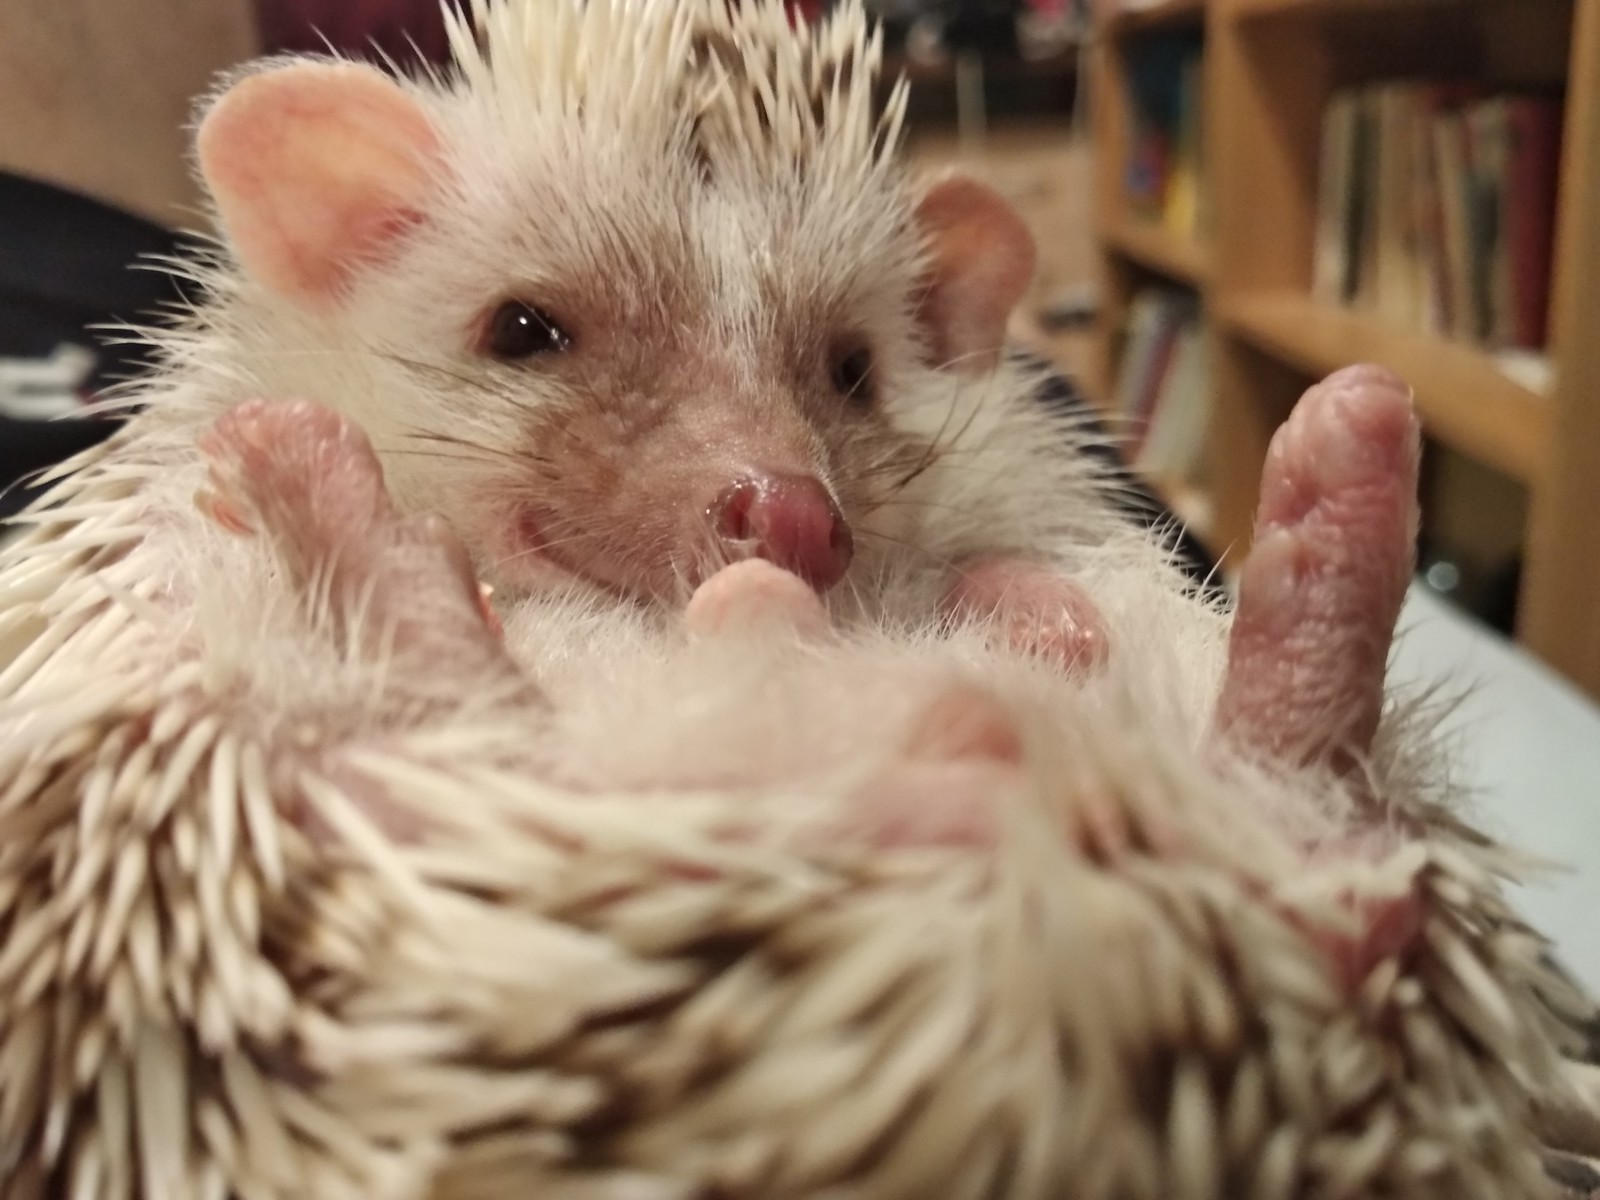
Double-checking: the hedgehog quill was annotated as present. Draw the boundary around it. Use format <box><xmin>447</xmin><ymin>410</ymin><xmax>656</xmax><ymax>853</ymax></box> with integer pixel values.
<box><xmin>0</xmin><ymin>0</ymin><xmax>1595</xmax><ymax>1197</ymax></box>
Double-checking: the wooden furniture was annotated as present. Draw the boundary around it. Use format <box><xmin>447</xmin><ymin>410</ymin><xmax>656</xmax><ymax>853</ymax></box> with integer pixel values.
<box><xmin>0</xmin><ymin>0</ymin><xmax>260</xmax><ymax>229</ymax></box>
<box><xmin>1090</xmin><ymin>0</ymin><xmax>1600</xmax><ymax>701</ymax></box>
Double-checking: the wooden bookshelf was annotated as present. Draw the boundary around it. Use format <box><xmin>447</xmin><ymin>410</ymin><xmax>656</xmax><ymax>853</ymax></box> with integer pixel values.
<box><xmin>1092</xmin><ymin>0</ymin><xmax>1600</xmax><ymax>701</ymax></box>
<box><xmin>1088</xmin><ymin>0</ymin><xmax>1210</xmax><ymax>409</ymax></box>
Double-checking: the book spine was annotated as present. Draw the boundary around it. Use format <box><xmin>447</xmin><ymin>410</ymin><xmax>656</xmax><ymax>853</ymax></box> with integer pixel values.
<box><xmin>1348</xmin><ymin>91</ymin><xmax>1379</xmax><ymax>312</ymax></box>
<box><xmin>1504</xmin><ymin>96</ymin><xmax>1565</xmax><ymax>350</ymax></box>
<box><xmin>1313</xmin><ymin>91</ymin><xmax>1356</xmax><ymax>304</ymax></box>
<box><xmin>1462</xmin><ymin>98</ymin><xmax>1507</xmax><ymax>345</ymax></box>
<box><xmin>1433</xmin><ymin>109</ymin><xmax>1475</xmax><ymax>342</ymax></box>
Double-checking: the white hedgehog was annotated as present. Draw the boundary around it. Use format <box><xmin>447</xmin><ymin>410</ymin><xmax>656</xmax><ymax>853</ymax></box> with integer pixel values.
<box><xmin>0</xmin><ymin>0</ymin><xmax>1595</xmax><ymax>1197</ymax></box>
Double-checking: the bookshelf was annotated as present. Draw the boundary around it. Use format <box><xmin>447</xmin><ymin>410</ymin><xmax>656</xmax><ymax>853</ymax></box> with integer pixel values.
<box><xmin>1105</xmin><ymin>219</ymin><xmax>1210</xmax><ymax>284</ymax></box>
<box><xmin>1091</xmin><ymin>0</ymin><xmax>1600</xmax><ymax>702</ymax></box>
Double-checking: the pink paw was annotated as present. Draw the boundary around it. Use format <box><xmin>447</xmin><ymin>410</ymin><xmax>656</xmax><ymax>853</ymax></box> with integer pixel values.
<box><xmin>1211</xmin><ymin>364</ymin><xmax>1427</xmax><ymax>993</ymax></box>
<box><xmin>196</xmin><ymin>398</ymin><xmax>512</xmax><ymax>663</ymax></box>
<box><xmin>841</xmin><ymin>681</ymin><xmax>1029</xmax><ymax>849</ymax></box>
<box><xmin>843</xmin><ymin>683</ymin><xmax>1171</xmax><ymax>861</ymax></box>
<box><xmin>684</xmin><ymin>559</ymin><xmax>831</xmax><ymax>638</ymax></box>
<box><xmin>1294</xmin><ymin>888</ymin><xmax>1425</xmax><ymax>998</ymax></box>
<box><xmin>196</xmin><ymin>397</ymin><xmax>391</xmax><ymax>557</ymax></box>
<box><xmin>942</xmin><ymin>557</ymin><xmax>1109</xmax><ymax>674</ymax></box>
<box><xmin>1214</xmin><ymin>365</ymin><xmax>1420</xmax><ymax>770</ymax></box>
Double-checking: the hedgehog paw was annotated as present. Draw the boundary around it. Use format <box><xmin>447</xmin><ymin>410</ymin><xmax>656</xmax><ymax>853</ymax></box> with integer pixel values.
<box><xmin>1214</xmin><ymin>364</ymin><xmax>1420</xmax><ymax>773</ymax></box>
<box><xmin>942</xmin><ymin>556</ymin><xmax>1109</xmax><ymax>675</ymax></box>
<box><xmin>196</xmin><ymin>397</ymin><xmax>391</xmax><ymax>567</ymax></box>
<box><xmin>685</xmin><ymin>559</ymin><xmax>832</xmax><ymax>639</ymax></box>
<box><xmin>197</xmin><ymin>397</ymin><xmax>514</xmax><ymax>670</ymax></box>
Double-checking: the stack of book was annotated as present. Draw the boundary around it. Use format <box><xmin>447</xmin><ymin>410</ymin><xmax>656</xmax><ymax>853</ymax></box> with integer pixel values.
<box><xmin>1312</xmin><ymin>82</ymin><xmax>1565</xmax><ymax>355</ymax></box>
<box><xmin>1114</xmin><ymin>288</ymin><xmax>1210</xmax><ymax>486</ymax></box>
<box><xmin>1124</xmin><ymin>33</ymin><xmax>1206</xmax><ymax>244</ymax></box>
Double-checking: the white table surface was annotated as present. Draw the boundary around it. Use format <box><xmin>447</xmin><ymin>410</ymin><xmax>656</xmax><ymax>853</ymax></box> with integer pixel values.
<box><xmin>1390</xmin><ymin>583</ymin><xmax>1600</xmax><ymax>995</ymax></box>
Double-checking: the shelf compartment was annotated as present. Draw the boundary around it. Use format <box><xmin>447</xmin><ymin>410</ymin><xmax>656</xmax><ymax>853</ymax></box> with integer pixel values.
<box><xmin>1104</xmin><ymin>220</ymin><xmax>1211</xmax><ymax>286</ymax></box>
<box><xmin>1215</xmin><ymin>291</ymin><xmax>1549</xmax><ymax>484</ymax></box>
<box><xmin>1105</xmin><ymin>0</ymin><xmax>1207</xmax><ymax>36</ymax></box>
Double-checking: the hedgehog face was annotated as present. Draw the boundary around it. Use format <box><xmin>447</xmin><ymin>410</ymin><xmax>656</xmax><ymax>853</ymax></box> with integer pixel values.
<box><xmin>192</xmin><ymin>0</ymin><xmax>1037</xmax><ymax>607</ymax></box>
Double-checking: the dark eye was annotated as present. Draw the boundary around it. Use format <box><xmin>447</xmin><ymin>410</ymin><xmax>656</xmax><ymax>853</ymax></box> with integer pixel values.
<box><xmin>830</xmin><ymin>342</ymin><xmax>874</xmax><ymax>407</ymax></box>
<box><xmin>486</xmin><ymin>301</ymin><xmax>572</xmax><ymax>359</ymax></box>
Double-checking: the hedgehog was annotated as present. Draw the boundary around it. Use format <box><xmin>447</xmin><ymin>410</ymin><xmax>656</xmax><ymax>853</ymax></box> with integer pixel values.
<box><xmin>0</xmin><ymin>0</ymin><xmax>1595</xmax><ymax>1197</ymax></box>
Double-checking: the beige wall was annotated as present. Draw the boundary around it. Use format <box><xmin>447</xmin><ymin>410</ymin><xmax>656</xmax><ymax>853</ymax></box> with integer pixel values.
<box><xmin>0</xmin><ymin>0</ymin><xmax>261</xmax><ymax>229</ymax></box>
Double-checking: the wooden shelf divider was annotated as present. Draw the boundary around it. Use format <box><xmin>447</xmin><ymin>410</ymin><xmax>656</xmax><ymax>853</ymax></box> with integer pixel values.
<box><xmin>1103</xmin><ymin>220</ymin><xmax>1211</xmax><ymax>285</ymax></box>
<box><xmin>1215</xmin><ymin>292</ymin><xmax>1549</xmax><ymax>484</ymax></box>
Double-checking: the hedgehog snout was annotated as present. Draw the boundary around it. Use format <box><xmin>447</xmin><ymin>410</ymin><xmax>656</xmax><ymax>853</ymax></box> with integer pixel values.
<box><xmin>707</xmin><ymin>471</ymin><xmax>854</xmax><ymax>593</ymax></box>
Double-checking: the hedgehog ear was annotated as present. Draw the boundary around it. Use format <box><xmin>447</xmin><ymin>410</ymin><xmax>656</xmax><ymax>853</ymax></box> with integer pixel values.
<box><xmin>196</xmin><ymin>60</ymin><xmax>447</xmax><ymax>310</ymax></box>
<box><xmin>913</xmin><ymin>175</ymin><xmax>1037</xmax><ymax>375</ymax></box>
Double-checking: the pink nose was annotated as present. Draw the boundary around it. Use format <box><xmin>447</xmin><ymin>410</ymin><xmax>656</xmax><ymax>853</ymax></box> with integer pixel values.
<box><xmin>711</xmin><ymin>473</ymin><xmax>854</xmax><ymax>591</ymax></box>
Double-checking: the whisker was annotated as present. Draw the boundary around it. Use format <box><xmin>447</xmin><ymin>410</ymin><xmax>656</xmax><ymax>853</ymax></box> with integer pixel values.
<box><xmin>383</xmin><ymin>352</ymin><xmax>504</xmax><ymax>396</ymax></box>
<box><xmin>852</xmin><ymin>527</ymin><xmax>964</xmax><ymax>576</ymax></box>
<box><xmin>236</xmin><ymin>345</ymin><xmax>509</xmax><ymax>400</ymax></box>
<box><xmin>857</xmin><ymin>495</ymin><xmax>1007</xmax><ymax>521</ymax></box>
<box><xmin>392</xmin><ymin>428</ymin><xmax>549</xmax><ymax>469</ymax></box>
<box><xmin>856</xmin><ymin>453</ymin><xmax>1156</xmax><ymax>506</ymax></box>
<box><xmin>887</xmin><ymin>383</ymin><xmax>972</xmax><ymax>491</ymax></box>
<box><xmin>484</xmin><ymin>509</ymin><xmax>605</xmax><ymax>569</ymax></box>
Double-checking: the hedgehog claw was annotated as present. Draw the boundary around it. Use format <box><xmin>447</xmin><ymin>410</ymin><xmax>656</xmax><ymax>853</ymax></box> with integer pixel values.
<box><xmin>193</xmin><ymin>487</ymin><xmax>255</xmax><ymax>537</ymax></box>
<box><xmin>197</xmin><ymin>397</ymin><xmax>524</xmax><ymax>682</ymax></box>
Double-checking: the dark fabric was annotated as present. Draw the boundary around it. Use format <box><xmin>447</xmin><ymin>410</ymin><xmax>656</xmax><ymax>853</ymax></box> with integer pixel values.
<box><xmin>0</xmin><ymin>172</ymin><xmax>203</xmax><ymax>519</ymax></box>
<box><xmin>1546</xmin><ymin>1151</ymin><xmax>1600</xmax><ymax>1199</ymax></box>
<box><xmin>252</xmin><ymin>0</ymin><xmax>453</xmax><ymax>67</ymax></box>
<box><xmin>938</xmin><ymin>0</ymin><xmax>1023</xmax><ymax>55</ymax></box>
<box><xmin>0</xmin><ymin>171</ymin><xmax>197</xmax><ymax>380</ymax></box>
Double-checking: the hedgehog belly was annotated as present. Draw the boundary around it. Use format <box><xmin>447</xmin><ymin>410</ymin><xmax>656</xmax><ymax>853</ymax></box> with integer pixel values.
<box><xmin>0</xmin><ymin>468</ymin><xmax>1585</xmax><ymax>1200</ymax></box>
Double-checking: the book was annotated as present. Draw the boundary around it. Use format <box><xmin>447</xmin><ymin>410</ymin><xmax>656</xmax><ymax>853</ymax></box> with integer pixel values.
<box><xmin>1431</xmin><ymin>105</ymin><xmax>1476</xmax><ymax>341</ymax></box>
<box><xmin>1114</xmin><ymin>288</ymin><xmax>1207</xmax><ymax>478</ymax></box>
<box><xmin>1409</xmin><ymin>88</ymin><xmax>1445</xmax><ymax>334</ymax></box>
<box><xmin>1122</xmin><ymin>33</ymin><xmax>1205</xmax><ymax>238</ymax></box>
<box><xmin>1503</xmin><ymin>95</ymin><xmax>1565</xmax><ymax>349</ymax></box>
<box><xmin>1135</xmin><ymin>322</ymin><xmax>1210</xmax><ymax>484</ymax></box>
<box><xmin>1464</xmin><ymin>97</ymin><xmax>1511</xmax><ymax>346</ymax></box>
<box><xmin>1311</xmin><ymin>80</ymin><xmax>1564</xmax><ymax>358</ymax></box>
<box><xmin>1162</xmin><ymin>54</ymin><xmax>1204</xmax><ymax>240</ymax></box>
<box><xmin>1313</xmin><ymin>90</ymin><xmax>1358</xmax><ymax>304</ymax></box>
<box><xmin>1115</xmin><ymin>292</ymin><xmax>1177</xmax><ymax>425</ymax></box>
<box><xmin>1347</xmin><ymin>90</ymin><xmax>1380</xmax><ymax>313</ymax></box>
<box><xmin>1371</xmin><ymin>85</ymin><xmax>1419</xmax><ymax>328</ymax></box>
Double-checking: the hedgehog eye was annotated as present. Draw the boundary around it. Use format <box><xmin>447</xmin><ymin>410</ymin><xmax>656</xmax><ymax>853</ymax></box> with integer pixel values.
<box><xmin>830</xmin><ymin>342</ymin><xmax>875</xmax><ymax>408</ymax></box>
<box><xmin>486</xmin><ymin>301</ymin><xmax>572</xmax><ymax>359</ymax></box>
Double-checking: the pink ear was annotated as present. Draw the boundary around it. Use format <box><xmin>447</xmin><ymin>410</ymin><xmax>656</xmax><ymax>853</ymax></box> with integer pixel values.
<box><xmin>913</xmin><ymin>175</ymin><xmax>1037</xmax><ymax>375</ymax></box>
<box><xmin>197</xmin><ymin>61</ymin><xmax>446</xmax><ymax>309</ymax></box>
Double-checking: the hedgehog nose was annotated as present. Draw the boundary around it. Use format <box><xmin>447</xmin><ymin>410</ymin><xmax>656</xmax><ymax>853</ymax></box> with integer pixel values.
<box><xmin>711</xmin><ymin>473</ymin><xmax>854</xmax><ymax>591</ymax></box>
